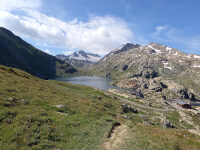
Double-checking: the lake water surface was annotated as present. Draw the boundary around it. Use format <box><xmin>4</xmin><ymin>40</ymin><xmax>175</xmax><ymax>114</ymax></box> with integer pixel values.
<box><xmin>54</xmin><ymin>76</ymin><xmax>132</xmax><ymax>91</ymax></box>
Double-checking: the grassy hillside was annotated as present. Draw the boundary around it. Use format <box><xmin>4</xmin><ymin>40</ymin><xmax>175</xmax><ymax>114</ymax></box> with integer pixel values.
<box><xmin>0</xmin><ymin>27</ymin><xmax>77</xmax><ymax>79</ymax></box>
<box><xmin>0</xmin><ymin>65</ymin><xmax>199</xmax><ymax>150</ymax></box>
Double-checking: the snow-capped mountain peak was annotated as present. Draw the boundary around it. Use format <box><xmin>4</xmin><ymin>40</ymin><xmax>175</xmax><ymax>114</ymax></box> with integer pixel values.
<box><xmin>56</xmin><ymin>50</ymin><xmax>101</xmax><ymax>63</ymax></box>
<box><xmin>68</xmin><ymin>50</ymin><xmax>101</xmax><ymax>63</ymax></box>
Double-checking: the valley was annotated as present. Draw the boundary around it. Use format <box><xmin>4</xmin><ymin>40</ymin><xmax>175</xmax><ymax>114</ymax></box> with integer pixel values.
<box><xmin>0</xmin><ymin>27</ymin><xmax>200</xmax><ymax>150</ymax></box>
<box><xmin>0</xmin><ymin>65</ymin><xmax>200</xmax><ymax>150</ymax></box>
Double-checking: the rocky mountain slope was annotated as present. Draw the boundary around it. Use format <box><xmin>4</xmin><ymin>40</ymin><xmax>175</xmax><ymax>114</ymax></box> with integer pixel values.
<box><xmin>92</xmin><ymin>43</ymin><xmax>200</xmax><ymax>106</ymax></box>
<box><xmin>0</xmin><ymin>27</ymin><xmax>77</xmax><ymax>79</ymax></box>
<box><xmin>56</xmin><ymin>50</ymin><xmax>101</xmax><ymax>70</ymax></box>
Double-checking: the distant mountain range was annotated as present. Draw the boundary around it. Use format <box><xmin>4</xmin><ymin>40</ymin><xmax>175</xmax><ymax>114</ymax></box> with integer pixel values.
<box><xmin>56</xmin><ymin>50</ymin><xmax>101</xmax><ymax>70</ymax></box>
<box><xmin>0</xmin><ymin>27</ymin><xmax>77</xmax><ymax>79</ymax></box>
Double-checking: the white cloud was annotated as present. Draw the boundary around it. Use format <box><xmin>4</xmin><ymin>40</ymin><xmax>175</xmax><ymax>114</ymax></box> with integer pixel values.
<box><xmin>189</xmin><ymin>35</ymin><xmax>200</xmax><ymax>50</ymax></box>
<box><xmin>156</xmin><ymin>26</ymin><xmax>167</xmax><ymax>31</ymax></box>
<box><xmin>45</xmin><ymin>49</ymin><xmax>51</xmax><ymax>54</ymax></box>
<box><xmin>0</xmin><ymin>0</ymin><xmax>41</xmax><ymax>11</ymax></box>
<box><xmin>151</xmin><ymin>25</ymin><xmax>168</xmax><ymax>39</ymax></box>
<box><xmin>64</xmin><ymin>50</ymin><xmax>74</xmax><ymax>56</ymax></box>
<box><xmin>151</xmin><ymin>25</ymin><xmax>200</xmax><ymax>54</ymax></box>
<box><xmin>0</xmin><ymin>8</ymin><xmax>133</xmax><ymax>55</ymax></box>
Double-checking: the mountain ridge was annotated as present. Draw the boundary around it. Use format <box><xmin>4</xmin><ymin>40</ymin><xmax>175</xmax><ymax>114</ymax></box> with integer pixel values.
<box><xmin>56</xmin><ymin>50</ymin><xmax>101</xmax><ymax>70</ymax></box>
<box><xmin>91</xmin><ymin>42</ymin><xmax>200</xmax><ymax>106</ymax></box>
<box><xmin>0</xmin><ymin>27</ymin><xmax>77</xmax><ymax>79</ymax></box>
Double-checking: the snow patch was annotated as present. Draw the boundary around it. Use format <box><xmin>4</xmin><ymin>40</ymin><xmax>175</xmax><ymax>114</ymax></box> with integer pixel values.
<box><xmin>147</xmin><ymin>45</ymin><xmax>162</xmax><ymax>53</ymax></box>
<box><xmin>164</xmin><ymin>66</ymin><xmax>172</xmax><ymax>70</ymax></box>
<box><xmin>193</xmin><ymin>55</ymin><xmax>200</xmax><ymax>59</ymax></box>
<box><xmin>102</xmin><ymin>57</ymin><xmax>108</xmax><ymax>61</ymax></box>
<box><xmin>69</xmin><ymin>52</ymin><xmax>101</xmax><ymax>62</ymax></box>
<box><xmin>163</xmin><ymin>61</ymin><xmax>172</xmax><ymax>70</ymax></box>
<box><xmin>69</xmin><ymin>54</ymin><xmax>86</xmax><ymax>61</ymax></box>
<box><xmin>88</xmin><ymin>55</ymin><xmax>101</xmax><ymax>62</ymax></box>
<box><xmin>185</xmin><ymin>55</ymin><xmax>191</xmax><ymax>59</ymax></box>
<box><xmin>193</xmin><ymin>65</ymin><xmax>200</xmax><ymax>68</ymax></box>
<box><xmin>166</xmin><ymin>47</ymin><xmax>172</xmax><ymax>51</ymax></box>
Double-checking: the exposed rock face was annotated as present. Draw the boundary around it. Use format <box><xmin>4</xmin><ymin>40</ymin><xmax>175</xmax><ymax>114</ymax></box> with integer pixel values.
<box><xmin>92</xmin><ymin>42</ymin><xmax>200</xmax><ymax>102</ymax></box>
<box><xmin>141</xmin><ymin>69</ymin><xmax>158</xmax><ymax>79</ymax></box>
<box><xmin>131</xmin><ymin>69</ymin><xmax>158</xmax><ymax>79</ymax></box>
<box><xmin>151</xmin><ymin>115</ymin><xmax>175</xmax><ymax>128</ymax></box>
<box><xmin>105</xmin><ymin>43</ymin><xmax>140</xmax><ymax>56</ymax></box>
<box><xmin>179</xmin><ymin>88</ymin><xmax>195</xmax><ymax>101</ymax></box>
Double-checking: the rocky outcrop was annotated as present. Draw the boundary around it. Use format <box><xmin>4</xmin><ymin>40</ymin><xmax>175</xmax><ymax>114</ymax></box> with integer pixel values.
<box><xmin>121</xmin><ymin>104</ymin><xmax>138</xmax><ymax>113</ymax></box>
<box><xmin>134</xmin><ymin>89</ymin><xmax>144</xmax><ymax>98</ymax></box>
<box><xmin>131</xmin><ymin>69</ymin><xmax>158</xmax><ymax>79</ymax></box>
<box><xmin>149</xmin><ymin>80</ymin><xmax>167</xmax><ymax>92</ymax></box>
<box><xmin>141</xmin><ymin>69</ymin><xmax>158</xmax><ymax>79</ymax></box>
<box><xmin>160</xmin><ymin>116</ymin><xmax>175</xmax><ymax>128</ymax></box>
<box><xmin>179</xmin><ymin>88</ymin><xmax>195</xmax><ymax>101</ymax></box>
<box><xmin>179</xmin><ymin>111</ymin><xmax>200</xmax><ymax>136</ymax></box>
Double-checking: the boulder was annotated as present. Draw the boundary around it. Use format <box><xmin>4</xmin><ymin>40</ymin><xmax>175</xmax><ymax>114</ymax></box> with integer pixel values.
<box><xmin>20</xmin><ymin>99</ymin><xmax>29</xmax><ymax>105</ymax></box>
<box><xmin>96</xmin><ymin>96</ymin><xmax>102</xmax><ymax>100</ymax></box>
<box><xmin>122</xmin><ymin>104</ymin><xmax>138</xmax><ymax>113</ymax></box>
<box><xmin>55</xmin><ymin>105</ymin><xmax>65</xmax><ymax>108</ymax></box>
<box><xmin>3</xmin><ymin>98</ymin><xmax>17</xmax><ymax>107</ymax></box>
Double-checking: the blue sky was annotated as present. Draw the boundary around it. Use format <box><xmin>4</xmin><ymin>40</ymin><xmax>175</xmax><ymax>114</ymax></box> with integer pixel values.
<box><xmin>0</xmin><ymin>0</ymin><xmax>200</xmax><ymax>56</ymax></box>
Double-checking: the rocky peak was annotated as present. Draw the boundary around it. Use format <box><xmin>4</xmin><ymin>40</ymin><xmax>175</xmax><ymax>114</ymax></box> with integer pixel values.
<box><xmin>102</xmin><ymin>43</ymin><xmax>141</xmax><ymax>61</ymax></box>
<box><xmin>77</xmin><ymin>50</ymin><xmax>88</xmax><ymax>58</ymax></box>
<box><xmin>113</xmin><ymin>43</ymin><xmax>140</xmax><ymax>54</ymax></box>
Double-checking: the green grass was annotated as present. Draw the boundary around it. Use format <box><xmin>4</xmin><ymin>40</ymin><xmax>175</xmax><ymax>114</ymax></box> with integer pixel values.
<box><xmin>121</xmin><ymin>122</ymin><xmax>200</xmax><ymax>150</ymax></box>
<box><xmin>0</xmin><ymin>65</ymin><xmax>122</xmax><ymax>149</ymax></box>
<box><xmin>0</xmin><ymin>65</ymin><xmax>200</xmax><ymax>150</ymax></box>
